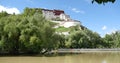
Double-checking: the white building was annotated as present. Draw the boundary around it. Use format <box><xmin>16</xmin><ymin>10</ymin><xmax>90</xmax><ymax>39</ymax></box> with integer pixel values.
<box><xmin>42</xmin><ymin>8</ymin><xmax>81</xmax><ymax>35</ymax></box>
<box><xmin>60</xmin><ymin>21</ymin><xmax>80</xmax><ymax>28</ymax></box>
<box><xmin>42</xmin><ymin>9</ymin><xmax>56</xmax><ymax>19</ymax></box>
<box><xmin>52</xmin><ymin>20</ymin><xmax>80</xmax><ymax>28</ymax></box>
<box><xmin>59</xmin><ymin>13</ymin><xmax>70</xmax><ymax>21</ymax></box>
<box><xmin>42</xmin><ymin>9</ymin><xmax>70</xmax><ymax>21</ymax></box>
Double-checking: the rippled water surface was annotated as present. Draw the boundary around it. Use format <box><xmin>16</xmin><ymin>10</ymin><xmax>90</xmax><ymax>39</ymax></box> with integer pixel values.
<box><xmin>0</xmin><ymin>53</ymin><xmax>120</xmax><ymax>63</ymax></box>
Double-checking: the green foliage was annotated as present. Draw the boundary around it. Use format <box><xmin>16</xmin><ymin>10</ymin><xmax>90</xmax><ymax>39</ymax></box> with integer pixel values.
<box><xmin>55</xmin><ymin>26</ymin><xmax>70</xmax><ymax>32</ymax></box>
<box><xmin>52</xmin><ymin>17</ymin><xmax>63</xmax><ymax>21</ymax></box>
<box><xmin>0</xmin><ymin>7</ymin><xmax>120</xmax><ymax>55</ymax></box>
<box><xmin>64</xmin><ymin>29</ymin><xmax>104</xmax><ymax>48</ymax></box>
<box><xmin>0</xmin><ymin>11</ymin><xmax>9</xmax><ymax>18</ymax></box>
<box><xmin>23</xmin><ymin>7</ymin><xmax>42</xmax><ymax>16</ymax></box>
<box><xmin>0</xmin><ymin>9</ymin><xmax>59</xmax><ymax>54</ymax></box>
<box><xmin>103</xmin><ymin>31</ymin><xmax>120</xmax><ymax>48</ymax></box>
<box><xmin>92</xmin><ymin>0</ymin><xmax>115</xmax><ymax>4</ymax></box>
<box><xmin>69</xmin><ymin>25</ymin><xmax>81</xmax><ymax>33</ymax></box>
<box><xmin>55</xmin><ymin>25</ymin><xmax>81</xmax><ymax>33</ymax></box>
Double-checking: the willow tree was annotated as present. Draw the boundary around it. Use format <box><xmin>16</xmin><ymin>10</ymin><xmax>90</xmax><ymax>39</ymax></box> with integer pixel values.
<box><xmin>0</xmin><ymin>8</ymin><xmax>60</xmax><ymax>54</ymax></box>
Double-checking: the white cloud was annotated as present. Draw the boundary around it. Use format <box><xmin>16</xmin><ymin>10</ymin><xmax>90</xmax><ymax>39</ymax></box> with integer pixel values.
<box><xmin>0</xmin><ymin>5</ymin><xmax>20</xmax><ymax>14</ymax></box>
<box><xmin>102</xmin><ymin>26</ymin><xmax>107</xmax><ymax>30</ymax></box>
<box><xmin>72</xmin><ymin>8</ymin><xmax>85</xmax><ymax>14</ymax></box>
<box><xmin>106</xmin><ymin>29</ymin><xmax>117</xmax><ymax>35</ymax></box>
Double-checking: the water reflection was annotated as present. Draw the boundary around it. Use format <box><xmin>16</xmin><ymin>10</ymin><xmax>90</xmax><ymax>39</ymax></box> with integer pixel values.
<box><xmin>0</xmin><ymin>52</ymin><xmax>120</xmax><ymax>63</ymax></box>
<box><xmin>102</xmin><ymin>60</ymin><xmax>107</xmax><ymax>63</ymax></box>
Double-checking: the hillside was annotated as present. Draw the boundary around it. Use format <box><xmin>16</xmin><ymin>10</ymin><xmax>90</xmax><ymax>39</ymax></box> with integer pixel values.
<box><xmin>41</xmin><ymin>8</ymin><xmax>87</xmax><ymax>35</ymax></box>
<box><xmin>1</xmin><ymin>8</ymin><xmax>120</xmax><ymax>55</ymax></box>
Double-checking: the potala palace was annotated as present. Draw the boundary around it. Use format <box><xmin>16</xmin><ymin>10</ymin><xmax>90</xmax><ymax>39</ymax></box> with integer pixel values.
<box><xmin>41</xmin><ymin>9</ymin><xmax>81</xmax><ymax>28</ymax></box>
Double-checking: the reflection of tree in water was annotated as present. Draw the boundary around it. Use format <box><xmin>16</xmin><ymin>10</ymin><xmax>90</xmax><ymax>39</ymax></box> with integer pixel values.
<box><xmin>102</xmin><ymin>60</ymin><xmax>107</xmax><ymax>63</ymax></box>
<box><xmin>70</xmin><ymin>53</ymin><xmax>120</xmax><ymax>63</ymax></box>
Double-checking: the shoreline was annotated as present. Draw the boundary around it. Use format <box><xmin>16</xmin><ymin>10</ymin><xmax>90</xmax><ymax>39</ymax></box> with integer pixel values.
<box><xmin>51</xmin><ymin>49</ymin><xmax>120</xmax><ymax>53</ymax></box>
<box><xmin>1</xmin><ymin>49</ymin><xmax>120</xmax><ymax>56</ymax></box>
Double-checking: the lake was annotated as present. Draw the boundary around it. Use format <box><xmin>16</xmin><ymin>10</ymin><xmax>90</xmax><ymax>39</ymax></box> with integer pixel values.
<box><xmin>0</xmin><ymin>52</ymin><xmax>120</xmax><ymax>63</ymax></box>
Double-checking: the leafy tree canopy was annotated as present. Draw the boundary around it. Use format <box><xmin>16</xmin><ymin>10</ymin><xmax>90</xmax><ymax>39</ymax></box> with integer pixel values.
<box><xmin>92</xmin><ymin>0</ymin><xmax>115</xmax><ymax>4</ymax></box>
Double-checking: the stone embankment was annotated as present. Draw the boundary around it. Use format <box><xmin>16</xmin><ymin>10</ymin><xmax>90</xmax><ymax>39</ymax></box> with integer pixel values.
<box><xmin>51</xmin><ymin>49</ymin><xmax>120</xmax><ymax>53</ymax></box>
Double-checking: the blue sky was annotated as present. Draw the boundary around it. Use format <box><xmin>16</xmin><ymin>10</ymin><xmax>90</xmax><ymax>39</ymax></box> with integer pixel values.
<box><xmin>0</xmin><ymin>0</ymin><xmax>120</xmax><ymax>37</ymax></box>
